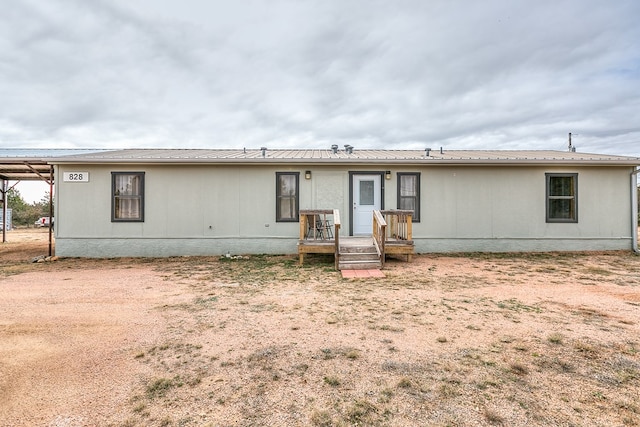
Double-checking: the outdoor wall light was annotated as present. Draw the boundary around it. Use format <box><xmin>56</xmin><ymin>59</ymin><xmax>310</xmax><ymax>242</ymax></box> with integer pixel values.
<box><xmin>305</xmin><ymin>170</ymin><xmax>312</xmax><ymax>180</ymax></box>
<box><xmin>385</xmin><ymin>170</ymin><xmax>392</xmax><ymax>180</ymax></box>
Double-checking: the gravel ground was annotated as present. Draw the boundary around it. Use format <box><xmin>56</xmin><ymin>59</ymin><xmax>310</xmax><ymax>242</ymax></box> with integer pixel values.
<box><xmin>1</xmin><ymin>229</ymin><xmax>639</xmax><ymax>426</ymax></box>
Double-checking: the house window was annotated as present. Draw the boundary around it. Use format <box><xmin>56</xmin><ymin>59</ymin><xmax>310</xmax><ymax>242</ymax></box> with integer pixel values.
<box><xmin>546</xmin><ymin>173</ymin><xmax>577</xmax><ymax>222</ymax></box>
<box><xmin>112</xmin><ymin>172</ymin><xmax>144</xmax><ymax>222</ymax></box>
<box><xmin>276</xmin><ymin>172</ymin><xmax>299</xmax><ymax>222</ymax></box>
<box><xmin>397</xmin><ymin>172</ymin><xmax>420</xmax><ymax>222</ymax></box>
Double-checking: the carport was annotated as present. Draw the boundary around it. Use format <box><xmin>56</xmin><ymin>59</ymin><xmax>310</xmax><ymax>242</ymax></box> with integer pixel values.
<box><xmin>0</xmin><ymin>150</ymin><xmax>55</xmax><ymax>255</ymax></box>
<box><xmin>1</xmin><ymin>149</ymin><xmax>111</xmax><ymax>256</ymax></box>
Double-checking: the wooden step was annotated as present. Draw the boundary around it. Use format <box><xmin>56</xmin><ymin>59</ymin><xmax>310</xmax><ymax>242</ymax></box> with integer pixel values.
<box><xmin>338</xmin><ymin>259</ymin><xmax>383</xmax><ymax>270</ymax></box>
<box><xmin>339</xmin><ymin>252</ymin><xmax>381</xmax><ymax>269</ymax></box>
<box><xmin>337</xmin><ymin>236</ymin><xmax>382</xmax><ymax>270</ymax></box>
<box><xmin>339</xmin><ymin>245</ymin><xmax>377</xmax><ymax>254</ymax></box>
<box><xmin>339</xmin><ymin>252</ymin><xmax>379</xmax><ymax>261</ymax></box>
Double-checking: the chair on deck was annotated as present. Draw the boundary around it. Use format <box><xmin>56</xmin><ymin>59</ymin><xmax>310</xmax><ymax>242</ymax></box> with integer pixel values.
<box><xmin>305</xmin><ymin>215</ymin><xmax>333</xmax><ymax>240</ymax></box>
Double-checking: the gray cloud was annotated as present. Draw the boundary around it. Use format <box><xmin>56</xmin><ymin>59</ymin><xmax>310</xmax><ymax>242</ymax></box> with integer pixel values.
<box><xmin>1</xmin><ymin>0</ymin><xmax>639</xmax><ymax>155</ymax></box>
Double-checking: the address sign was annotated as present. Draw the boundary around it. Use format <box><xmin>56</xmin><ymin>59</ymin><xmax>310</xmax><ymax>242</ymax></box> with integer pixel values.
<box><xmin>63</xmin><ymin>172</ymin><xmax>90</xmax><ymax>182</ymax></box>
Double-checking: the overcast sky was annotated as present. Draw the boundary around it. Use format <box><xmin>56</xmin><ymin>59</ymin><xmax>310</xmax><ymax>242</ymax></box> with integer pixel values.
<box><xmin>2</xmin><ymin>0</ymin><xmax>640</xmax><ymax>170</ymax></box>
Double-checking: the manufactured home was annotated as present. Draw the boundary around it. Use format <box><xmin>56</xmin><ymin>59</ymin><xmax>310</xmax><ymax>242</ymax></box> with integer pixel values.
<box><xmin>2</xmin><ymin>148</ymin><xmax>639</xmax><ymax>266</ymax></box>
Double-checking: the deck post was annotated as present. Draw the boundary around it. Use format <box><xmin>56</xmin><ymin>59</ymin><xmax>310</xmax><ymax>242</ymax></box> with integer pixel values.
<box><xmin>333</xmin><ymin>209</ymin><xmax>341</xmax><ymax>270</ymax></box>
<box><xmin>299</xmin><ymin>214</ymin><xmax>307</xmax><ymax>265</ymax></box>
<box><xmin>406</xmin><ymin>213</ymin><xmax>413</xmax><ymax>261</ymax></box>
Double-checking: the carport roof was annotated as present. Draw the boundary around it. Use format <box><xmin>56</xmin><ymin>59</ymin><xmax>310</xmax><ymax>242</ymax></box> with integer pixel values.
<box><xmin>0</xmin><ymin>149</ymin><xmax>108</xmax><ymax>181</ymax></box>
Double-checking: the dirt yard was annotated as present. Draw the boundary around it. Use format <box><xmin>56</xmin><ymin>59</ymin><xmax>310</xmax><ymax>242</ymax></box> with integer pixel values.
<box><xmin>1</xmin><ymin>229</ymin><xmax>639</xmax><ymax>426</ymax></box>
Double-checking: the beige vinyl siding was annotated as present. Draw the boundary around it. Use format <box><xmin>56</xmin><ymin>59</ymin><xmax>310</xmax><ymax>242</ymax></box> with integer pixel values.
<box><xmin>54</xmin><ymin>163</ymin><xmax>634</xmax><ymax>256</ymax></box>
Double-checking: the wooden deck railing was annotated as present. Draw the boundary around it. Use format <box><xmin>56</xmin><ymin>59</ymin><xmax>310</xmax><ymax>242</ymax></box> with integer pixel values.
<box><xmin>372</xmin><ymin>210</ymin><xmax>387</xmax><ymax>268</ymax></box>
<box><xmin>299</xmin><ymin>209</ymin><xmax>341</xmax><ymax>268</ymax></box>
<box><xmin>299</xmin><ymin>209</ymin><xmax>412</xmax><ymax>268</ymax></box>
<box><xmin>381</xmin><ymin>209</ymin><xmax>413</xmax><ymax>241</ymax></box>
<box><xmin>380</xmin><ymin>209</ymin><xmax>414</xmax><ymax>262</ymax></box>
<box><xmin>300</xmin><ymin>209</ymin><xmax>335</xmax><ymax>241</ymax></box>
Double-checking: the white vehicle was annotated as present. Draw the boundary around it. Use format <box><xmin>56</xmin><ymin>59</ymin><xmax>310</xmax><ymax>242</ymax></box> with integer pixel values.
<box><xmin>35</xmin><ymin>217</ymin><xmax>54</xmax><ymax>228</ymax></box>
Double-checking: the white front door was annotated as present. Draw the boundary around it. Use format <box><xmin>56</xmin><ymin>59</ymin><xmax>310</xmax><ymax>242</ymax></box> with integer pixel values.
<box><xmin>352</xmin><ymin>174</ymin><xmax>381</xmax><ymax>235</ymax></box>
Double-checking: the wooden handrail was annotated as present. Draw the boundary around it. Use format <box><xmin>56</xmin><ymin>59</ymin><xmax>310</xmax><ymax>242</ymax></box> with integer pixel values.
<box><xmin>381</xmin><ymin>209</ymin><xmax>413</xmax><ymax>241</ymax></box>
<box><xmin>372</xmin><ymin>210</ymin><xmax>387</xmax><ymax>268</ymax></box>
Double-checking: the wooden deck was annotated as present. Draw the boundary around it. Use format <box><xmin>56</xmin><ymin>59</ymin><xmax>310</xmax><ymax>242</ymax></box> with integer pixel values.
<box><xmin>385</xmin><ymin>238</ymin><xmax>415</xmax><ymax>261</ymax></box>
<box><xmin>298</xmin><ymin>209</ymin><xmax>341</xmax><ymax>269</ymax></box>
<box><xmin>298</xmin><ymin>239</ymin><xmax>336</xmax><ymax>255</ymax></box>
<box><xmin>298</xmin><ymin>209</ymin><xmax>415</xmax><ymax>269</ymax></box>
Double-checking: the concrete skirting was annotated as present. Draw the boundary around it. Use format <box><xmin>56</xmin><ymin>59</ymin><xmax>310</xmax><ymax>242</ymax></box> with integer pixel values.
<box><xmin>414</xmin><ymin>237</ymin><xmax>633</xmax><ymax>253</ymax></box>
<box><xmin>55</xmin><ymin>236</ymin><xmax>633</xmax><ymax>258</ymax></box>
<box><xmin>55</xmin><ymin>237</ymin><xmax>299</xmax><ymax>258</ymax></box>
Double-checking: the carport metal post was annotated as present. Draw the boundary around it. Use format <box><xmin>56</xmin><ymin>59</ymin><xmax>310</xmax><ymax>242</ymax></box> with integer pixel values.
<box><xmin>48</xmin><ymin>165</ymin><xmax>53</xmax><ymax>256</ymax></box>
<box><xmin>1</xmin><ymin>178</ymin><xmax>6</xmax><ymax>243</ymax></box>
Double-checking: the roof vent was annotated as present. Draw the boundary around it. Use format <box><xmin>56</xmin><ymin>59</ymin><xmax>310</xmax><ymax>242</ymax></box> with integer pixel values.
<box><xmin>425</xmin><ymin>148</ymin><xmax>431</xmax><ymax>157</ymax></box>
<box><xmin>568</xmin><ymin>132</ymin><xmax>578</xmax><ymax>152</ymax></box>
<box><xmin>331</xmin><ymin>144</ymin><xmax>339</xmax><ymax>154</ymax></box>
<box><xmin>344</xmin><ymin>144</ymin><xmax>354</xmax><ymax>154</ymax></box>
<box><xmin>260</xmin><ymin>147</ymin><xmax>267</xmax><ymax>157</ymax></box>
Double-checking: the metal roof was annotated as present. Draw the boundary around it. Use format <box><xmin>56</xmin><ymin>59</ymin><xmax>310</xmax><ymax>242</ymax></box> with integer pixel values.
<box><xmin>2</xmin><ymin>149</ymin><xmax>640</xmax><ymax>174</ymax></box>
<box><xmin>46</xmin><ymin>148</ymin><xmax>640</xmax><ymax>166</ymax></box>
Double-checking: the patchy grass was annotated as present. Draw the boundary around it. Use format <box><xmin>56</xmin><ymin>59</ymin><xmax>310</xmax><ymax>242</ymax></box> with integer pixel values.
<box><xmin>548</xmin><ymin>332</ymin><xmax>565</xmax><ymax>344</ymax></box>
<box><xmin>496</xmin><ymin>298</ymin><xmax>542</xmax><ymax>313</ymax></box>
<box><xmin>4</xmin><ymin>241</ymin><xmax>640</xmax><ymax>426</ymax></box>
<box><xmin>509</xmin><ymin>361</ymin><xmax>529</xmax><ymax>376</ymax></box>
<box><xmin>484</xmin><ymin>408</ymin><xmax>506</xmax><ymax>425</ymax></box>
<box><xmin>310</xmin><ymin>409</ymin><xmax>333</xmax><ymax>426</ymax></box>
<box><xmin>127</xmin><ymin>252</ymin><xmax>640</xmax><ymax>425</ymax></box>
<box><xmin>145</xmin><ymin>377</ymin><xmax>179</xmax><ymax>399</ymax></box>
<box><xmin>323</xmin><ymin>376</ymin><xmax>340</xmax><ymax>387</ymax></box>
<box><xmin>397</xmin><ymin>377</ymin><xmax>412</xmax><ymax>388</ymax></box>
<box><xmin>126</xmin><ymin>251</ymin><xmax>640</xmax><ymax>424</ymax></box>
